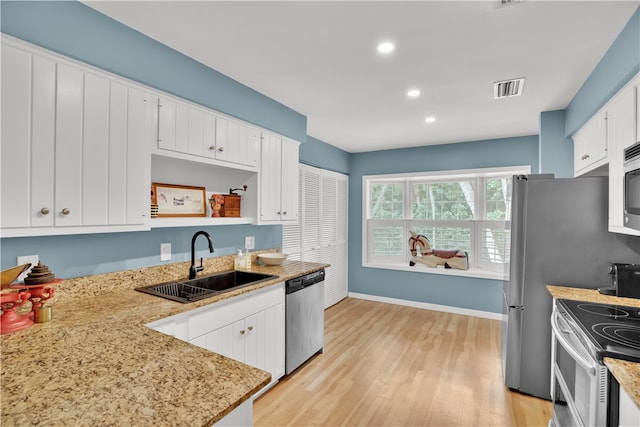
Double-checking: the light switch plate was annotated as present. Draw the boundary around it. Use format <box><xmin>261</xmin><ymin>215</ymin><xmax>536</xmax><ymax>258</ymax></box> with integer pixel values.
<box><xmin>160</xmin><ymin>243</ymin><xmax>171</xmax><ymax>261</ymax></box>
<box><xmin>244</xmin><ymin>236</ymin><xmax>255</xmax><ymax>250</ymax></box>
<box><xmin>17</xmin><ymin>255</ymin><xmax>39</xmax><ymax>281</ymax></box>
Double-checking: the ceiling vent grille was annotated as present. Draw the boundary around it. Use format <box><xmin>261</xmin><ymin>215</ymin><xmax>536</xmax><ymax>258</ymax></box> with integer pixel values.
<box><xmin>494</xmin><ymin>77</ymin><xmax>525</xmax><ymax>99</ymax></box>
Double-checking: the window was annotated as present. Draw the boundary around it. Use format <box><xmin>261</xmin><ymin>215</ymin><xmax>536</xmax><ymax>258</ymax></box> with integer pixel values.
<box><xmin>363</xmin><ymin>166</ymin><xmax>530</xmax><ymax>277</ymax></box>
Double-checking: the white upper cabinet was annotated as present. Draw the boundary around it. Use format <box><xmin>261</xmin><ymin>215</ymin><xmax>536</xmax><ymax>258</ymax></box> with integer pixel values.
<box><xmin>1</xmin><ymin>38</ymin><xmax>152</xmax><ymax>237</ymax></box>
<box><xmin>573</xmin><ymin>109</ymin><xmax>608</xmax><ymax>176</ymax></box>
<box><xmin>607</xmin><ymin>76</ymin><xmax>640</xmax><ymax>236</ymax></box>
<box><xmin>155</xmin><ymin>96</ymin><xmax>259</xmax><ymax>170</ymax></box>
<box><xmin>258</xmin><ymin>133</ymin><xmax>300</xmax><ymax>224</ymax></box>
<box><xmin>215</xmin><ymin>116</ymin><xmax>260</xmax><ymax>168</ymax></box>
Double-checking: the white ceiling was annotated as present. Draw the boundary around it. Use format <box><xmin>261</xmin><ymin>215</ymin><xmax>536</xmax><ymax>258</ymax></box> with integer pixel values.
<box><xmin>84</xmin><ymin>1</ymin><xmax>639</xmax><ymax>153</ymax></box>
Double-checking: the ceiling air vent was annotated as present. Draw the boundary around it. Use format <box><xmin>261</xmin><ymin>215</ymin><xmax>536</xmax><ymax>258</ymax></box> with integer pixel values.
<box><xmin>493</xmin><ymin>77</ymin><xmax>525</xmax><ymax>99</ymax></box>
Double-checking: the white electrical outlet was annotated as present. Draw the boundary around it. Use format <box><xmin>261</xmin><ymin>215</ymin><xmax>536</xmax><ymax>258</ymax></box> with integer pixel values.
<box><xmin>17</xmin><ymin>255</ymin><xmax>39</xmax><ymax>281</ymax></box>
<box><xmin>160</xmin><ymin>243</ymin><xmax>172</xmax><ymax>261</ymax></box>
<box><xmin>244</xmin><ymin>236</ymin><xmax>255</xmax><ymax>250</ymax></box>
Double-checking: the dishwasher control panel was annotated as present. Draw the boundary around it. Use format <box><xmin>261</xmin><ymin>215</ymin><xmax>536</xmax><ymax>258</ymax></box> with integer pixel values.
<box><xmin>285</xmin><ymin>269</ymin><xmax>325</xmax><ymax>294</ymax></box>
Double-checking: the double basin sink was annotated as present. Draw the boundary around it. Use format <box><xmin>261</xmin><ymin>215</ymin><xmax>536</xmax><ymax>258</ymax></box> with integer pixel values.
<box><xmin>136</xmin><ymin>270</ymin><xmax>278</xmax><ymax>303</ymax></box>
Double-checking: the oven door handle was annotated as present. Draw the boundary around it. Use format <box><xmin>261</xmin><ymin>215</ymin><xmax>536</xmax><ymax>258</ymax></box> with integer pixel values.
<box><xmin>550</xmin><ymin>312</ymin><xmax>596</xmax><ymax>376</ymax></box>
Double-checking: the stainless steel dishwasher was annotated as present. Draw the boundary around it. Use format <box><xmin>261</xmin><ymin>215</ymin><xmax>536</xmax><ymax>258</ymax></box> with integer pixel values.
<box><xmin>285</xmin><ymin>269</ymin><xmax>325</xmax><ymax>374</ymax></box>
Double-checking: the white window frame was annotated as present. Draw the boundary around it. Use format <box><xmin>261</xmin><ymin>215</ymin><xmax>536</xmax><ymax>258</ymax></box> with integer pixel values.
<box><xmin>362</xmin><ymin>165</ymin><xmax>531</xmax><ymax>280</ymax></box>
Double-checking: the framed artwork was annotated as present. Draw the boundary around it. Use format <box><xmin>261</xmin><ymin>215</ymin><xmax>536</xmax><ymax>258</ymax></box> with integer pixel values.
<box><xmin>151</xmin><ymin>183</ymin><xmax>207</xmax><ymax>217</ymax></box>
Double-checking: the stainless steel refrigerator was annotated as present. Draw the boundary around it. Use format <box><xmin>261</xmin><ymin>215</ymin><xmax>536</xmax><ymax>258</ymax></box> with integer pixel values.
<box><xmin>501</xmin><ymin>175</ymin><xmax>640</xmax><ymax>400</ymax></box>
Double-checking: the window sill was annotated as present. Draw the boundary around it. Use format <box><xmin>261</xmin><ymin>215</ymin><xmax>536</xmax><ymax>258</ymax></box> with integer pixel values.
<box><xmin>362</xmin><ymin>261</ymin><xmax>506</xmax><ymax>281</ymax></box>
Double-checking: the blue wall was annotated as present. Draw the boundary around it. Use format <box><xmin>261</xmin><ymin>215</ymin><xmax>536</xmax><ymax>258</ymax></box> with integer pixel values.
<box><xmin>299</xmin><ymin>136</ymin><xmax>350</xmax><ymax>175</ymax></box>
<box><xmin>539</xmin><ymin>110</ymin><xmax>574</xmax><ymax>178</ymax></box>
<box><xmin>565</xmin><ymin>6</ymin><xmax>640</xmax><ymax>136</ymax></box>
<box><xmin>348</xmin><ymin>136</ymin><xmax>539</xmax><ymax>313</ymax></box>
<box><xmin>1</xmin><ymin>226</ymin><xmax>281</xmax><ymax>279</ymax></box>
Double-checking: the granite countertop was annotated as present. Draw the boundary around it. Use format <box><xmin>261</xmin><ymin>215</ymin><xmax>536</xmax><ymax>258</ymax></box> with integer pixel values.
<box><xmin>1</xmin><ymin>252</ymin><xmax>328</xmax><ymax>426</ymax></box>
<box><xmin>547</xmin><ymin>285</ymin><xmax>640</xmax><ymax>409</ymax></box>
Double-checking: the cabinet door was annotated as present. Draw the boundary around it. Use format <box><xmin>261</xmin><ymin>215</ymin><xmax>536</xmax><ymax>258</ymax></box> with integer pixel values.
<box><xmin>619</xmin><ymin>384</ymin><xmax>640</xmax><ymax>427</ymax></box>
<box><xmin>125</xmin><ymin>88</ymin><xmax>152</xmax><ymax>225</ymax></box>
<box><xmin>215</xmin><ymin>116</ymin><xmax>233</xmax><ymax>163</ymax></box>
<box><xmin>257</xmin><ymin>303</ymin><xmax>285</xmax><ymax>380</ymax></box>
<box><xmin>202</xmin><ymin>113</ymin><xmax>217</xmax><ymax>159</ymax></box>
<box><xmin>259</xmin><ymin>133</ymin><xmax>283</xmax><ymax>221</ymax></box>
<box><xmin>157</xmin><ymin>97</ymin><xmax>176</xmax><ymax>151</ymax></box>
<box><xmin>55</xmin><ymin>63</ymin><xmax>84</xmax><ymax>226</ymax></box>
<box><xmin>82</xmin><ymin>72</ymin><xmax>111</xmax><ymax>226</ymax></box>
<box><xmin>1</xmin><ymin>44</ymin><xmax>56</xmax><ymax>229</ymax></box>
<box><xmin>245</xmin><ymin>127</ymin><xmax>261</xmax><ymax>168</ymax></box>
<box><xmin>215</xmin><ymin>117</ymin><xmax>259</xmax><ymax>167</ymax></box>
<box><xmin>573</xmin><ymin>111</ymin><xmax>607</xmax><ymax>176</ymax></box>
<box><xmin>190</xmin><ymin>322</ymin><xmax>235</xmax><ymax>359</ymax></box>
<box><xmin>280</xmin><ymin>139</ymin><xmax>300</xmax><ymax>222</ymax></box>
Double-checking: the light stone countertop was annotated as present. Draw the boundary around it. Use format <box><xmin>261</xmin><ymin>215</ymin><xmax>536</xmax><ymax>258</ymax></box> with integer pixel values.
<box><xmin>1</xmin><ymin>252</ymin><xmax>328</xmax><ymax>426</ymax></box>
<box><xmin>547</xmin><ymin>285</ymin><xmax>640</xmax><ymax>409</ymax></box>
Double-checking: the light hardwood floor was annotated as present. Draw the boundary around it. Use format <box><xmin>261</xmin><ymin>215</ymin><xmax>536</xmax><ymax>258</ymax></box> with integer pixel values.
<box><xmin>254</xmin><ymin>297</ymin><xmax>552</xmax><ymax>426</ymax></box>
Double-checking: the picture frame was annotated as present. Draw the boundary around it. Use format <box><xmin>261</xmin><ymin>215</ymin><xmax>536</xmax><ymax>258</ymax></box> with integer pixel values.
<box><xmin>151</xmin><ymin>183</ymin><xmax>207</xmax><ymax>217</ymax></box>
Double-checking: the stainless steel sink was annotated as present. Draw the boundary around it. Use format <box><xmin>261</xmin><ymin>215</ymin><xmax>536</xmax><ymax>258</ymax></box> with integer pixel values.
<box><xmin>136</xmin><ymin>270</ymin><xmax>278</xmax><ymax>303</ymax></box>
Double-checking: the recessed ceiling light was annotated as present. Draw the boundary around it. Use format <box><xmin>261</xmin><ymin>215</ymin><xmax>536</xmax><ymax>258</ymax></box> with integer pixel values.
<box><xmin>377</xmin><ymin>42</ymin><xmax>395</xmax><ymax>54</ymax></box>
<box><xmin>425</xmin><ymin>116</ymin><xmax>436</xmax><ymax>123</ymax></box>
<box><xmin>407</xmin><ymin>89</ymin><xmax>421</xmax><ymax>98</ymax></box>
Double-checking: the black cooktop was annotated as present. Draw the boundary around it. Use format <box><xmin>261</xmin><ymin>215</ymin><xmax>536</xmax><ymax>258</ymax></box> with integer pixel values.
<box><xmin>558</xmin><ymin>299</ymin><xmax>640</xmax><ymax>363</ymax></box>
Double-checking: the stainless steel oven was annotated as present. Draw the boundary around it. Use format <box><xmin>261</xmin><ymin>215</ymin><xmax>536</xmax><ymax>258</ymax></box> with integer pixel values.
<box><xmin>550</xmin><ymin>303</ymin><xmax>608</xmax><ymax>427</ymax></box>
<box><xmin>550</xmin><ymin>299</ymin><xmax>640</xmax><ymax>427</ymax></box>
<box><xmin>623</xmin><ymin>141</ymin><xmax>640</xmax><ymax>231</ymax></box>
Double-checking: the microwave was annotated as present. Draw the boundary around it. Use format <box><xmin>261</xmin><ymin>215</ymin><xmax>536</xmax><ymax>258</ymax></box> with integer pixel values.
<box><xmin>624</xmin><ymin>141</ymin><xmax>640</xmax><ymax>230</ymax></box>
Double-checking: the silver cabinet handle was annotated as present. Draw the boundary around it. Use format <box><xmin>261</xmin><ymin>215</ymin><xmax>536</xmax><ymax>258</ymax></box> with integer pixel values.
<box><xmin>247</xmin><ymin>326</ymin><xmax>253</xmax><ymax>331</ymax></box>
<box><xmin>40</xmin><ymin>207</ymin><xmax>50</xmax><ymax>215</ymax></box>
<box><xmin>239</xmin><ymin>330</ymin><xmax>245</xmax><ymax>335</ymax></box>
<box><xmin>209</xmin><ymin>145</ymin><xmax>216</xmax><ymax>151</ymax></box>
<box><xmin>218</xmin><ymin>147</ymin><xmax>224</xmax><ymax>152</ymax></box>
<box><xmin>282</xmin><ymin>211</ymin><xmax>287</xmax><ymax>216</ymax></box>
<box><xmin>61</xmin><ymin>208</ymin><xmax>71</xmax><ymax>215</ymax></box>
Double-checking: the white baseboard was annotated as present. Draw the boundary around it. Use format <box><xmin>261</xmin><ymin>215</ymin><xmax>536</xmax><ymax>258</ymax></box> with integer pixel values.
<box><xmin>347</xmin><ymin>292</ymin><xmax>502</xmax><ymax>321</ymax></box>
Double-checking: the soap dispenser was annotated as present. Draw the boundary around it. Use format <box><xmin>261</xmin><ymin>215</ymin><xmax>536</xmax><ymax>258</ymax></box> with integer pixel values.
<box><xmin>244</xmin><ymin>249</ymin><xmax>252</xmax><ymax>269</ymax></box>
<box><xmin>234</xmin><ymin>250</ymin><xmax>244</xmax><ymax>270</ymax></box>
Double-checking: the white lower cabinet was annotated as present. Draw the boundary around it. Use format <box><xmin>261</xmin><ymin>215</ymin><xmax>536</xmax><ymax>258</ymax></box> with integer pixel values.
<box><xmin>147</xmin><ymin>283</ymin><xmax>285</xmax><ymax>392</ymax></box>
<box><xmin>618</xmin><ymin>384</ymin><xmax>640</xmax><ymax>427</ymax></box>
<box><xmin>213</xmin><ymin>399</ymin><xmax>253</xmax><ymax>427</ymax></box>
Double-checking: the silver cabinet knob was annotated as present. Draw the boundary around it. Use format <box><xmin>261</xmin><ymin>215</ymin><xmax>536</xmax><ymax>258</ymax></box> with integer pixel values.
<box><xmin>247</xmin><ymin>326</ymin><xmax>253</xmax><ymax>331</ymax></box>
<box><xmin>40</xmin><ymin>207</ymin><xmax>50</xmax><ymax>215</ymax></box>
<box><xmin>218</xmin><ymin>147</ymin><xmax>224</xmax><ymax>152</ymax></box>
<box><xmin>209</xmin><ymin>145</ymin><xmax>216</xmax><ymax>151</ymax></box>
<box><xmin>61</xmin><ymin>208</ymin><xmax>71</xmax><ymax>215</ymax></box>
<box><xmin>239</xmin><ymin>329</ymin><xmax>245</xmax><ymax>335</ymax></box>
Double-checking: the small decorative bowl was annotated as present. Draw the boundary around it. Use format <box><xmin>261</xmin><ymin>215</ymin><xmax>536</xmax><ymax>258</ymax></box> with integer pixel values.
<box><xmin>258</xmin><ymin>253</ymin><xmax>288</xmax><ymax>266</ymax></box>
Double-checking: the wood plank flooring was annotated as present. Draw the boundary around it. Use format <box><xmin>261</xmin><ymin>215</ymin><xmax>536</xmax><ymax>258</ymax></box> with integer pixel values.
<box><xmin>254</xmin><ymin>297</ymin><xmax>552</xmax><ymax>426</ymax></box>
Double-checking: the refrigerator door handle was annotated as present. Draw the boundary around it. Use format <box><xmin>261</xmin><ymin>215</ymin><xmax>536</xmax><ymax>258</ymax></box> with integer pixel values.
<box><xmin>509</xmin><ymin>305</ymin><xmax>524</xmax><ymax>310</ymax></box>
